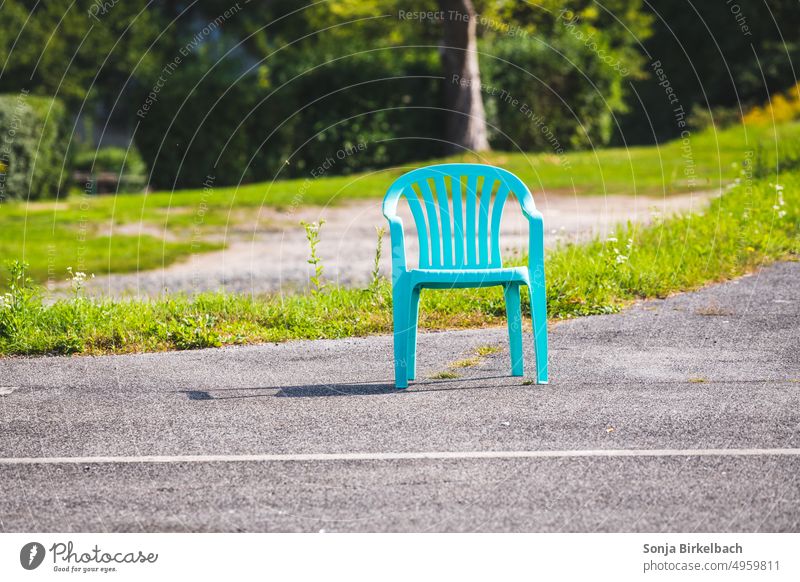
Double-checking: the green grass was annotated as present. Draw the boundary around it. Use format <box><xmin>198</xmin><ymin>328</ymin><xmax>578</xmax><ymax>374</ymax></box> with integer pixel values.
<box><xmin>1</xmin><ymin>166</ymin><xmax>796</xmax><ymax>357</ymax></box>
<box><xmin>2</xmin><ymin>121</ymin><xmax>797</xmax><ymax>286</ymax></box>
<box><xmin>0</xmin><ymin>203</ymin><xmax>221</xmax><ymax>285</ymax></box>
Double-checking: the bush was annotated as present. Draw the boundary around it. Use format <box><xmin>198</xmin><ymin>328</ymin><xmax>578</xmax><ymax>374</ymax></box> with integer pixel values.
<box><xmin>0</xmin><ymin>93</ymin><xmax>70</xmax><ymax>200</ymax></box>
<box><xmin>72</xmin><ymin>146</ymin><xmax>147</xmax><ymax>175</ymax></box>
<box><xmin>134</xmin><ymin>56</ymin><xmax>284</xmax><ymax>190</ymax></box>
<box><xmin>272</xmin><ymin>48</ymin><xmax>443</xmax><ymax>178</ymax></box>
<box><xmin>743</xmin><ymin>82</ymin><xmax>800</xmax><ymax>126</ymax></box>
<box><xmin>72</xmin><ymin>146</ymin><xmax>148</xmax><ymax>194</ymax></box>
<box><xmin>481</xmin><ymin>32</ymin><xmax>631</xmax><ymax>152</ymax></box>
<box><xmin>687</xmin><ymin>104</ymin><xmax>743</xmax><ymax>131</ymax></box>
<box><xmin>753</xmin><ymin>138</ymin><xmax>800</xmax><ymax>180</ymax></box>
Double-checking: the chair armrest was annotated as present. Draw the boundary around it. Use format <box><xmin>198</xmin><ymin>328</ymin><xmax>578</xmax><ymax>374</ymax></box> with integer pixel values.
<box><xmin>524</xmin><ymin>209</ymin><xmax>546</xmax><ymax>289</ymax></box>
<box><xmin>520</xmin><ymin>202</ymin><xmax>543</xmax><ymax>223</ymax></box>
<box><xmin>385</xmin><ymin>215</ymin><xmax>407</xmax><ymax>285</ymax></box>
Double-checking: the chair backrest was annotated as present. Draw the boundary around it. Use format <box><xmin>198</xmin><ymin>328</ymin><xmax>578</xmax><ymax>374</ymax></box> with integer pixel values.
<box><xmin>382</xmin><ymin>163</ymin><xmax>536</xmax><ymax>270</ymax></box>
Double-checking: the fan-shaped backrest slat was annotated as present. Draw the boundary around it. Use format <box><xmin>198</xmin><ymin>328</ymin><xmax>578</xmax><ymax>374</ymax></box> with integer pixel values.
<box><xmin>433</xmin><ymin>175</ymin><xmax>453</xmax><ymax>267</ymax></box>
<box><xmin>419</xmin><ymin>179</ymin><xmax>440</xmax><ymax>268</ymax></box>
<box><xmin>464</xmin><ymin>175</ymin><xmax>479</xmax><ymax>267</ymax></box>
<box><xmin>450</xmin><ymin>176</ymin><xmax>465</xmax><ymax>267</ymax></box>
<box><xmin>405</xmin><ymin>187</ymin><xmax>430</xmax><ymax>268</ymax></box>
<box><xmin>477</xmin><ymin>177</ymin><xmax>495</xmax><ymax>267</ymax></box>
<box><xmin>490</xmin><ymin>182</ymin><xmax>511</xmax><ymax>267</ymax></box>
<box><xmin>384</xmin><ymin>164</ymin><xmax>535</xmax><ymax>272</ymax></box>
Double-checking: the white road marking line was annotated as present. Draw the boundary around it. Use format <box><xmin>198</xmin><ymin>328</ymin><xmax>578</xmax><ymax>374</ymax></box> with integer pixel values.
<box><xmin>0</xmin><ymin>448</ymin><xmax>798</xmax><ymax>465</ymax></box>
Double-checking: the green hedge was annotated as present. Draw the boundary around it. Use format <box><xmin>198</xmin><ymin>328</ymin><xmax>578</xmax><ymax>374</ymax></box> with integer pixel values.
<box><xmin>0</xmin><ymin>93</ymin><xmax>70</xmax><ymax>200</ymax></box>
<box><xmin>72</xmin><ymin>146</ymin><xmax>148</xmax><ymax>193</ymax></box>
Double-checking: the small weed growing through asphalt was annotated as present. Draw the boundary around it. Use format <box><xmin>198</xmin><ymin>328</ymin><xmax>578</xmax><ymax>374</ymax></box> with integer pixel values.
<box><xmin>688</xmin><ymin>377</ymin><xmax>708</xmax><ymax>383</ymax></box>
<box><xmin>430</xmin><ymin>371</ymin><xmax>460</xmax><ymax>380</ymax></box>
<box><xmin>695</xmin><ymin>299</ymin><xmax>732</xmax><ymax>316</ymax></box>
<box><xmin>451</xmin><ymin>357</ymin><xmax>481</xmax><ymax>368</ymax></box>
<box><xmin>429</xmin><ymin>343</ymin><xmax>504</xmax><ymax>381</ymax></box>
<box><xmin>475</xmin><ymin>345</ymin><xmax>501</xmax><ymax>356</ymax></box>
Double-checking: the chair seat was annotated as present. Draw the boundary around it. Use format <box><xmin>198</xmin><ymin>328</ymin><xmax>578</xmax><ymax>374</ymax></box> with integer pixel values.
<box><xmin>408</xmin><ymin>267</ymin><xmax>529</xmax><ymax>289</ymax></box>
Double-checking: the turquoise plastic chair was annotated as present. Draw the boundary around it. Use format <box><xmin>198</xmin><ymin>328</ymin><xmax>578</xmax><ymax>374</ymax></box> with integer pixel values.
<box><xmin>382</xmin><ymin>163</ymin><xmax>548</xmax><ymax>389</ymax></box>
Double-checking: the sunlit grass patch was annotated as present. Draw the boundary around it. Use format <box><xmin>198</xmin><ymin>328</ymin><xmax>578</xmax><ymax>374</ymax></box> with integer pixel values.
<box><xmin>0</xmin><ymin>168</ymin><xmax>797</xmax><ymax>357</ymax></box>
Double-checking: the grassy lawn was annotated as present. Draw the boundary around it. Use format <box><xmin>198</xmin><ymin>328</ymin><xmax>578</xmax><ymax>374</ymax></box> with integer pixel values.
<box><xmin>1</xmin><ymin>163</ymin><xmax>796</xmax><ymax>357</ymax></box>
<box><xmin>1</xmin><ymin>121</ymin><xmax>796</xmax><ymax>286</ymax></box>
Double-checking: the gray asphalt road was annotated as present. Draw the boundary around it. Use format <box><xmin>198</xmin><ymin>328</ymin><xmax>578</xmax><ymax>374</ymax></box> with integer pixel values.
<box><xmin>1</xmin><ymin>262</ymin><xmax>798</xmax><ymax>532</ymax></box>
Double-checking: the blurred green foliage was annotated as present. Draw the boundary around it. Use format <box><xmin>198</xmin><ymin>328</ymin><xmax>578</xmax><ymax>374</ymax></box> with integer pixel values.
<box><xmin>619</xmin><ymin>0</ymin><xmax>800</xmax><ymax>143</ymax></box>
<box><xmin>72</xmin><ymin>147</ymin><xmax>147</xmax><ymax>176</ymax></box>
<box><xmin>0</xmin><ymin>0</ymin><xmax>798</xmax><ymax>190</ymax></box>
<box><xmin>0</xmin><ymin>94</ymin><xmax>70</xmax><ymax>200</ymax></box>
<box><xmin>0</xmin><ymin>1</ymin><xmax>161</xmax><ymax>110</ymax></box>
<box><xmin>72</xmin><ymin>146</ymin><xmax>148</xmax><ymax>193</ymax></box>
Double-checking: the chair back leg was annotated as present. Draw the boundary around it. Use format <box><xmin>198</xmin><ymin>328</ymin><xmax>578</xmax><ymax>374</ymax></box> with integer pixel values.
<box><xmin>503</xmin><ymin>283</ymin><xmax>524</xmax><ymax>376</ymax></box>
<box><xmin>392</xmin><ymin>285</ymin><xmax>410</xmax><ymax>389</ymax></box>
<box><xmin>407</xmin><ymin>287</ymin><xmax>421</xmax><ymax>381</ymax></box>
<box><xmin>528</xmin><ymin>283</ymin><xmax>549</xmax><ymax>384</ymax></box>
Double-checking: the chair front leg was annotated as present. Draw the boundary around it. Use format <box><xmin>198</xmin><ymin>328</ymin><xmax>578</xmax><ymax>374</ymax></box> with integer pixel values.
<box><xmin>527</xmin><ymin>272</ymin><xmax>549</xmax><ymax>384</ymax></box>
<box><xmin>392</xmin><ymin>284</ymin><xmax>410</xmax><ymax>389</ymax></box>
<box><xmin>407</xmin><ymin>286</ymin><xmax>421</xmax><ymax>381</ymax></box>
<box><xmin>503</xmin><ymin>283</ymin><xmax>524</xmax><ymax>376</ymax></box>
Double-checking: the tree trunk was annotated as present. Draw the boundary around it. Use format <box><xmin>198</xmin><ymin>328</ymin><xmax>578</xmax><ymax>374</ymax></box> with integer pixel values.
<box><xmin>440</xmin><ymin>0</ymin><xmax>490</xmax><ymax>153</ymax></box>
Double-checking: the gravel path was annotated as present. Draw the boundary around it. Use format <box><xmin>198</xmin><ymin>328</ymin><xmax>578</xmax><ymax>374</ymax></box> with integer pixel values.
<box><xmin>82</xmin><ymin>190</ymin><xmax>717</xmax><ymax>297</ymax></box>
